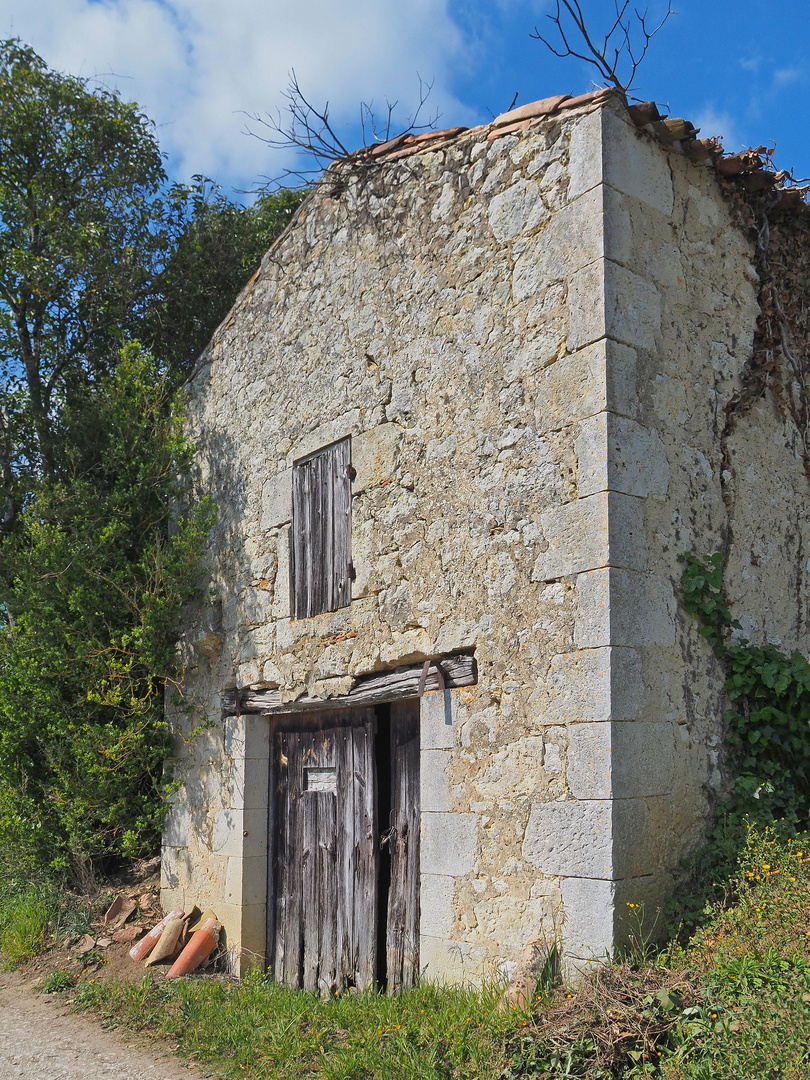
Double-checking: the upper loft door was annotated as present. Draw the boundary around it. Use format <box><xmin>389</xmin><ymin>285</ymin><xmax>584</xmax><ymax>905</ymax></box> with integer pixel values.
<box><xmin>271</xmin><ymin>708</ymin><xmax>377</xmax><ymax>993</ymax></box>
<box><xmin>291</xmin><ymin>438</ymin><xmax>352</xmax><ymax>618</ymax></box>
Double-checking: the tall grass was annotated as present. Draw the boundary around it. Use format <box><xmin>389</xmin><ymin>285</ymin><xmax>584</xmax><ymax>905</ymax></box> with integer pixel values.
<box><xmin>0</xmin><ymin>880</ymin><xmax>92</xmax><ymax>963</ymax></box>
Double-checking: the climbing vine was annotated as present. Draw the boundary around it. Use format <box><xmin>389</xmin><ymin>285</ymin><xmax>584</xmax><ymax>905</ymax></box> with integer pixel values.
<box><xmin>720</xmin><ymin>178</ymin><xmax>810</xmax><ymax>485</ymax></box>
<box><xmin>681</xmin><ymin>552</ymin><xmax>810</xmax><ymax>832</ymax></box>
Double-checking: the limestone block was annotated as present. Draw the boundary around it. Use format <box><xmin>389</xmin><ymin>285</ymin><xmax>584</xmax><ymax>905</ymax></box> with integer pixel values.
<box><xmin>612</xmin><ymin>724</ymin><xmax>674</xmax><ymax>799</ymax></box>
<box><xmin>512</xmin><ymin>186</ymin><xmax>603</xmax><ymax>300</ymax></box>
<box><xmin>570</xmin><ymin>260</ymin><xmax>658</xmax><ymax>353</ymax></box>
<box><xmin>225</xmin><ymin>752</ymin><xmax>270</xmax><ymax>814</ymax></box>
<box><xmin>286</xmin><ymin>410</ymin><xmax>362</xmax><ymax>466</ymax></box>
<box><xmin>473</xmin><ymin>894</ymin><xmax>554</xmax><ymax>951</ymax></box>
<box><xmin>420</xmin><ymin>689</ymin><xmax>457</xmax><ymax>750</ymax></box>
<box><xmin>566</xmin><ymin>723</ymin><xmax>612</xmax><ymax>799</ymax></box>
<box><xmin>604</xmin><ymin>262</ymin><xmax>661</xmax><ymax>351</ymax></box>
<box><xmin>419</xmin><ymin>935</ymin><xmax>490</xmax><ymax>984</ymax></box>
<box><xmin>560</xmin><ymin>876</ymin><xmax>616</xmax><ymax>968</ymax></box>
<box><xmin>241</xmin><ymin>806</ymin><xmax>270</xmax><ymax>859</ymax></box>
<box><xmin>575</xmin><ymin>414</ymin><xmax>669</xmax><ymax>499</ymax></box>
<box><xmin>573</xmin><ymin>569</ymin><xmax>610</xmax><ymax>650</ymax></box>
<box><xmin>532</xmin><ymin>491</ymin><xmax>645</xmax><ymax>580</ymax></box>
<box><xmin>522</xmin><ymin>800</ymin><xmax>612</xmax><ymax>878</ymax></box>
<box><xmin>239</xmin><ymin>903</ymin><xmax>268</xmax><ymax>971</ymax></box>
<box><xmin>212</xmin><ymin>901</ymin><xmax>242</xmax><ymax>973</ymax></box>
<box><xmin>472</xmin><ymin>735</ymin><xmax>545</xmax><ymax>799</ymax></box>
<box><xmin>224</xmin><ymin>714</ymin><xmax>246</xmax><ymax>759</ymax></box>
<box><xmin>352</xmin><ymin>422</ymin><xmax>402</xmax><ymax>494</ymax></box>
<box><xmin>261</xmin><ymin>470</ymin><xmax>292</xmax><ymax>530</ymax></box>
<box><xmin>574</xmin><ymin>569</ymin><xmax>676</xmax><ymax>649</ymax></box>
<box><xmin>420</xmin><ymin>873</ymin><xmax>456</xmax><ymax>938</ymax></box>
<box><xmin>271</xmin><ymin>525</ymin><xmax>291</xmax><ymax>620</ymax></box>
<box><xmin>536</xmin><ymin>346</ymin><xmax>605</xmax><ymax>428</ymax></box>
<box><xmin>564</xmin><ymin>721</ymin><xmax>673</xmax><ymax>800</ymax></box>
<box><xmin>421</xmin><ymin>750</ymin><xmax>452</xmax><ymax>812</ymax></box>
<box><xmin>226</xmin><ymin>854</ymin><xmax>267</xmax><ymax>907</ymax></box>
<box><xmin>432</xmin><ymin>618</ymin><xmax>480</xmax><ymax>655</ymax></box>
<box><xmin>213</xmin><ymin>809</ymin><xmax>243</xmax><ymax>857</ymax></box>
<box><xmin>600</xmin><ymin>105</ymin><xmax>674</xmax><ymax>215</ymax></box>
<box><xmin>568</xmin><ymin>106</ymin><xmax>603</xmax><ymax>201</ymax></box>
<box><xmin>162</xmin><ymin>802</ymin><xmax>193</xmax><ymax>848</ymax></box>
<box><xmin>421</xmin><ymin>812</ymin><xmax>478</xmax><ymax>877</ymax></box>
<box><xmin>487</xmin><ymin>177</ymin><xmax>549</xmax><ymax>243</ymax></box>
<box><xmin>160</xmin><ymin>844</ymin><xmax>192</xmax><ymax>893</ymax></box>
<box><xmin>540</xmin><ymin>648</ymin><xmax>609</xmax><ymax>724</ymax></box>
<box><xmin>612</xmin><ymin>799</ymin><xmax>653</xmax><ymax>879</ymax></box>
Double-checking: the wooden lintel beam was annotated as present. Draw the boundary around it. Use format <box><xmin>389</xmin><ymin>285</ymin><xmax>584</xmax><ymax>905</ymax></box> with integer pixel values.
<box><xmin>221</xmin><ymin>653</ymin><xmax>476</xmax><ymax>717</ymax></box>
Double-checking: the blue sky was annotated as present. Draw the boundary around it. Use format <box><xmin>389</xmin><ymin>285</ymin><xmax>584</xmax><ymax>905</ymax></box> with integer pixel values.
<box><xmin>2</xmin><ymin>0</ymin><xmax>808</xmax><ymax>195</ymax></box>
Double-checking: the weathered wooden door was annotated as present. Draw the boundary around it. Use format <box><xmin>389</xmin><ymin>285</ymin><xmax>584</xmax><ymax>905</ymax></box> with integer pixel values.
<box><xmin>386</xmin><ymin>700</ymin><xmax>421</xmax><ymax>990</ymax></box>
<box><xmin>271</xmin><ymin>708</ymin><xmax>377</xmax><ymax>993</ymax></box>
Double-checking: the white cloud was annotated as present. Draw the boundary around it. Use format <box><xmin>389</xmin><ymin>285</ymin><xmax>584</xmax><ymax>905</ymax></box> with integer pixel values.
<box><xmin>773</xmin><ymin>67</ymin><xmax>803</xmax><ymax>87</ymax></box>
<box><xmin>692</xmin><ymin>105</ymin><xmax>743</xmax><ymax>155</ymax></box>
<box><xmin>0</xmin><ymin>0</ymin><xmax>475</xmax><ymax>191</ymax></box>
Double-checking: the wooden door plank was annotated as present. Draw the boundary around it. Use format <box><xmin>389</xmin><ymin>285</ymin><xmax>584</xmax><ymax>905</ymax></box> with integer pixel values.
<box><xmin>334</xmin><ymin>723</ymin><xmax>355</xmax><ymax>986</ymax></box>
<box><xmin>317</xmin><ymin>789</ymin><xmax>338</xmax><ymax>992</ymax></box>
<box><xmin>387</xmin><ymin>699</ymin><xmax>421</xmax><ymax>990</ymax></box>
<box><xmin>353</xmin><ymin>712</ymin><xmax>378</xmax><ymax>991</ymax></box>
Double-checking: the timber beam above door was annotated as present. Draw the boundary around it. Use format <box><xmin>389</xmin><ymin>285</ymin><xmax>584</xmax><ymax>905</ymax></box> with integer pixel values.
<box><xmin>221</xmin><ymin>654</ymin><xmax>477</xmax><ymax>717</ymax></box>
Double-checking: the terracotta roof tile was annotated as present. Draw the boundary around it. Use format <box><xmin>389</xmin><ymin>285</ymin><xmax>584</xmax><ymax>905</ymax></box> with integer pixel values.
<box><xmin>557</xmin><ymin>87</ymin><xmax>615</xmax><ymax>111</ymax></box>
<box><xmin>491</xmin><ymin>94</ymin><xmax>571</xmax><ymax>128</ymax></box>
<box><xmin>341</xmin><ymin>89</ymin><xmax>807</xmax><ymax>216</ymax></box>
<box><xmin>486</xmin><ymin>117</ymin><xmax>533</xmax><ymax>140</ymax></box>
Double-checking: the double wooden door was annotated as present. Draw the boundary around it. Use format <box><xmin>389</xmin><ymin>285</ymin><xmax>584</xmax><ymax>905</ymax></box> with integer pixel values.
<box><xmin>269</xmin><ymin>701</ymin><xmax>419</xmax><ymax>993</ymax></box>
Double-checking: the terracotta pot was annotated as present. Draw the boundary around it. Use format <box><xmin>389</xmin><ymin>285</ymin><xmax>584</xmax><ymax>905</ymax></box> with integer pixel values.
<box><xmin>129</xmin><ymin>908</ymin><xmax>185</xmax><ymax>962</ymax></box>
<box><xmin>166</xmin><ymin>918</ymin><xmax>221</xmax><ymax>979</ymax></box>
<box><xmin>144</xmin><ymin>915</ymin><xmax>185</xmax><ymax>966</ymax></box>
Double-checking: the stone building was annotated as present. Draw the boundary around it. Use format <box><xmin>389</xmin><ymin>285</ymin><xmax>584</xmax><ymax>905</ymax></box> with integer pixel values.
<box><xmin>161</xmin><ymin>88</ymin><xmax>810</xmax><ymax>986</ymax></box>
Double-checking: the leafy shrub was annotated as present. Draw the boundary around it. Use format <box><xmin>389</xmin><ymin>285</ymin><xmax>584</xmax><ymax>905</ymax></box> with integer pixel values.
<box><xmin>674</xmin><ymin>553</ymin><xmax>810</xmax><ymax>921</ymax></box>
<box><xmin>0</xmin><ymin>344</ymin><xmax>214</xmax><ymax>877</ymax></box>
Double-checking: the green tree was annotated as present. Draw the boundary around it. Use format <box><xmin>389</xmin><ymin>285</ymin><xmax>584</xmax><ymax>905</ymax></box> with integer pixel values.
<box><xmin>0</xmin><ymin>42</ymin><xmax>302</xmax><ymax>878</ymax></box>
<box><xmin>0</xmin><ymin>40</ymin><xmax>167</xmax><ymax>526</ymax></box>
<box><xmin>0</xmin><ymin>344</ymin><xmax>214</xmax><ymax>877</ymax></box>
<box><xmin>146</xmin><ymin>178</ymin><xmax>305</xmax><ymax>377</ymax></box>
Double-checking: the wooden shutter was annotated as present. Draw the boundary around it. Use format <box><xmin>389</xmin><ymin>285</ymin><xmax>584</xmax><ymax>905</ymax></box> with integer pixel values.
<box><xmin>292</xmin><ymin>438</ymin><xmax>352</xmax><ymax>618</ymax></box>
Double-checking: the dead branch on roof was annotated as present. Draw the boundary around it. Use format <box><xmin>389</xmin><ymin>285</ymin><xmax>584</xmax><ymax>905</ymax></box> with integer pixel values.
<box><xmin>531</xmin><ymin>0</ymin><xmax>675</xmax><ymax>97</ymax></box>
<box><xmin>246</xmin><ymin>69</ymin><xmax>440</xmax><ymax>178</ymax></box>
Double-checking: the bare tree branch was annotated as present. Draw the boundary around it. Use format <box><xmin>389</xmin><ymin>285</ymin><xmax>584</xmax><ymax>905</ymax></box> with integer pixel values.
<box><xmin>531</xmin><ymin>1</ymin><xmax>676</xmax><ymax>96</ymax></box>
<box><xmin>246</xmin><ymin>70</ymin><xmax>440</xmax><ymax>173</ymax></box>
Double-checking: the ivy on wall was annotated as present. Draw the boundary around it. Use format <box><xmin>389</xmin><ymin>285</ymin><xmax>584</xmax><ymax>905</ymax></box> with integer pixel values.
<box><xmin>681</xmin><ymin>552</ymin><xmax>810</xmax><ymax>831</ymax></box>
<box><xmin>720</xmin><ymin>182</ymin><xmax>810</xmax><ymax>485</ymax></box>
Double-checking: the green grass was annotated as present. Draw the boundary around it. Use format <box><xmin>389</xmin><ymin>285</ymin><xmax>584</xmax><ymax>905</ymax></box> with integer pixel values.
<box><xmin>658</xmin><ymin>823</ymin><xmax>810</xmax><ymax>1079</ymax></box>
<box><xmin>0</xmin><ymin>882</ymin><xmax>60</xmax><ymax>962</ymax></box>
<box><xmin>3</xmin><ymin>821</ymin><xmax>807</xmax><ymax>1078</ymax></box>
<box><xmin>0</xmin><ymin>879</ymin><xmax>93</xmax><ymax>963</ymax></box>
<box><xmin>75</xmin><ymin>975</ymin><xmax>517</xmax><ymax>1080</ymax></box>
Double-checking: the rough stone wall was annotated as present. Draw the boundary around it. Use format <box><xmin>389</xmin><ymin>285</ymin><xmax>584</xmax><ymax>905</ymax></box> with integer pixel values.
<box><xmin>161</xmin><ymin>96</ymin><xmax>810</xmax><ymax>979</ymax></box>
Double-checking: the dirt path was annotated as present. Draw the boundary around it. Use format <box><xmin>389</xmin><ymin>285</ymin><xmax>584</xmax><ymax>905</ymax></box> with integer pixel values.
<box><xmin>0</xmin><ymin>971</ymin><xmax>203</xmax><ymax>1080</ymax></box>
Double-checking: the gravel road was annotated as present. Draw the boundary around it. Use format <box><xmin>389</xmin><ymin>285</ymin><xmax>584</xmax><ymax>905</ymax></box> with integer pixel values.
<box><xmin>0</xmin><ymin>973</ymin><xmax>202</xmax><ymax>1080</ymax></box>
